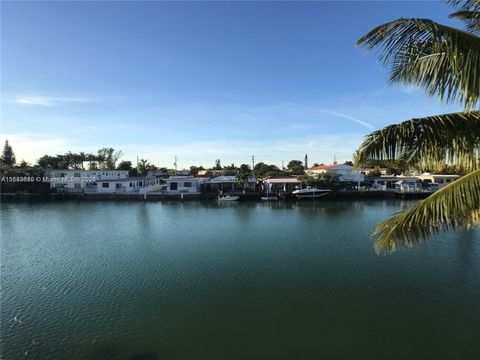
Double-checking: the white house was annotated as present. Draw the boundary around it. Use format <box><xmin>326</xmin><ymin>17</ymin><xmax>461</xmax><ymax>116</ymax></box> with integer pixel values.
<box><xmin>307</xmin><ymin>164</ymin><xmax>365</xmax><ymax>183</ymax></box>
<box><xmin>262</xmin><ymin>176</ymin><xmax>302</xmax><ymax>194</ymax></box>
<box><xmin>369</xmin><ymin>176</ymin><xmax>419</xmax><ymax>191</ymax></box>
<box><xmin>92</xmin><ymin>177</ymin><xmax>146</xmax><ymax>194</ymax></box>
<box><xmin>164</xmin><ymin>176</ymin><xmax>209</xmax><ymax>194</ymax></box>
<box><xmin>206</xmin><ymin>176</ymin><xmax>256</xmax><ymax>193</ymax></box>
<box><xmin>415</xmin><ymin>174</ymin><xmax>459</xmax><ymax>189</ymax></box>
<box><xmin>45</xmin><ymin>169</ymin><xmax>130</xmax><ymax>193</ymax></box>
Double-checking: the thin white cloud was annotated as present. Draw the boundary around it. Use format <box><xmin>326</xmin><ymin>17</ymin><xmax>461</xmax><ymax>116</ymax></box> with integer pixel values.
<box><xmin>14</xmin><ymin>96</ymin><xmax>90</xmax><ymax>106</ymax></box>
<box><xmin>304</xmin><ymin>106</ymin><xmax>374</xmax><ymax>129</ymax></box>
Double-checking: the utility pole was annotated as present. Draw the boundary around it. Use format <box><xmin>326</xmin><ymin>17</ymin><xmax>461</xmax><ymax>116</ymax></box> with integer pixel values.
<box><xmin>251</xmin><ymin>155</ymin><xmax>255</xmax><ymax>178</ymax></box>
<box><xmin>304</xmin><ymin>154</ymin><xmax>308</xmax><ymax>170</ymax></box>
<box><xmin>333</xmin><ymin>154</ymin><xmax>337</xmax><ymax>165</ymax></box>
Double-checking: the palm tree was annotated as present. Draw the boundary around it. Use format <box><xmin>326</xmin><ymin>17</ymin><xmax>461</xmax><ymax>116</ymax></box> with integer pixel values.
<box><xmin>355</xmin><ymin>0</ymin><xmax>480</xmax><ymax>254</ymax></box>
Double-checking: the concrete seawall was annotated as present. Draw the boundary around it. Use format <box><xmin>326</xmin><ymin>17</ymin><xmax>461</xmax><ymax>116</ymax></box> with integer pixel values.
<box><xmin>1</xmin><ymin>190</ymin><xmax>431</xmax><ymax>202</ymax></box>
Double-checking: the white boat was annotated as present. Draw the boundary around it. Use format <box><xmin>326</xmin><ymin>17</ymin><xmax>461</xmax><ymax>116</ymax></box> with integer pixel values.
<box><xmin>261</xmin><ymin>196</ymin><xmax>278</xmax><ymax>201</ymax></box>
<box><xmin>292</xmin><ymin>187</ymin><xmax>331</xmax><ymax>199</ymax></box>
<box><xmin>261</xmin><ymin>186</ymin><xmax>278</xmax><ymax>201</ymax></box>
<box><xmin>218</xmin><ymin>195</ymin><xmax>240</xmax><ymax>201</ymax></box>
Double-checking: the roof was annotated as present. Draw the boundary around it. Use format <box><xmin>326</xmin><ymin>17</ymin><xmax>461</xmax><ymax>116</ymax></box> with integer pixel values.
<box><xmin>263</xmin><ymin>177</ymin><xmax>301</xmax><ymax>184</ymax></box>
<box><xmin>418</xmin><ymin>173</ymin><xmax>460</xmax><ymax>178</ymax></box>
<box><xmin>209</xmin><ymin>176</ymin><xmax>256</xmax><ymax>184</ymax></box>
<box><xmin>98</xmin><ymin>177</ymin><xmax>144</xmax><ymax>182</ymax></box>
<box><xmin>308</xmin><ymin>164</ymin><xmax>353</xmax><ymax>171</ymax></box>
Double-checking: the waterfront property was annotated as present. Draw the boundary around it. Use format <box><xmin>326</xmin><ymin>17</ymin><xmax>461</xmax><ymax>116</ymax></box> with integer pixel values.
<box><xmin>90</xmin><ymin>177</ymin><xmax>145</xmax><ymax>194</ymax></box>
<box><xmin>306</xmin><ymin>163</ymin><xmax>365</xmax><ymax>183</ymax></box>
<box><xmin>45</xmin><ymin>169</ymin><xmax>130</xmax><ymax>193</ymax></box>
<box><xmin>164</xmin><ymin>175</ymin><xmax>209</xmax><ymax>194</ymax></box>
<box><xmin>262</xmin><ymin>176</ymin><xmax>302</xmax><ymax>195</ymax></box>
<box><xmin>369</xmin><ymin>176</ymin><xmax>420</xmax><ymax>191</ymax></box>
<box><xmin>205</xmin><ymin>176</ymin><xmax>256</xmax><ymax>193</ymax></box>
<box><xmin>416</xmin><ymin>173</ymin><xmax>460</xmax><ymax>189</ymax></box>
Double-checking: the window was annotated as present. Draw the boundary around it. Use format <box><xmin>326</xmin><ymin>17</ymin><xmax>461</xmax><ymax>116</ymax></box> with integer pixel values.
<box><xmin>446</xmin><ymin>179</ymin><xmax>451</xmax><ymax>183</ymax></box>
<box><xmin>170</xmin><ymin>182</ymin><xmax>178</xmax><ymax>190</ymax></box>
<box><xmin>138</xmin><ymin>181</ymin><xmax>143</xmax><ymax>186</ymax></box>
<box><xmin>74</xmin><ymin>183</ymin><xmax>81</xmax><ymax>189</ymax></box>
<box><xmin>116</xmin><ymin>183</ymin><xmax>122</xmax><ymax>189</ymax></box>
<box><xmin>102</xmin><ymin>183</ymin><xmax>109</xmax><ymax>188</ymax></box>
<box><xmin>129</xmin><ymin>182</ymin><xmax>133</xmax><ymax>187</ymax></box>
<box><xmin>74</xmin><ymin>173</ymin><xmax>81</xmax><ymax>177</ymax></box>
<box><xmin>184</xmin><ymin>182</ymin><xmax>192</xmax><ymax>187</ymax></box>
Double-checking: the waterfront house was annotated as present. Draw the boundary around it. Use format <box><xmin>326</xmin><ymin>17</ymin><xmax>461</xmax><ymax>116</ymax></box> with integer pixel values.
<box><xmin>415</xmin><ymin>173</ymin><xmax>459</xmax><ymax>189</ymax></box>
<box><xmin>262</xmin><ymin>176</ymin><xmax>301</xmax><ymax>195</ymax></box>
<box><xmin>165</xmin><ymin>176</ymin><xmax>209</xmax><ymax>194</ymax></box>
<box><xmin>369</xmin><ymin>176</ymin><xmax>419</xmax><ymax>191</ymax></box>
<box><xmin>306</xmin><ymin>164</ymin><xmax>365</xmax><ymax>183</ymax></box>
<box><xmin>93</xmin><ymin>177</ymin><xmax>145</xmax><ymax>194</ymax></box>
<box><xmin>205</xmin><ymin>176</ymin><xmax>257</xmax><ymax>193</ymax></box>
<box><xmin>45</xmin><ymin>169</ymin><xmax>130</xmax><ymax>193</ymax></box>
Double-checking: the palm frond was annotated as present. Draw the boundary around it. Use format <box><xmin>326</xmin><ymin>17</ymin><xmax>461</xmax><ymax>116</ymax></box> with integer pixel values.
<box><xmin>449</xmin><ymin>10</ymin><xmax>480</xmax><ymax>33</ymax></box>
<box><xmin>447</xmin><ymin>0</ymin><xmax>480</xmax><ymax>31</ymax></box>
<box><xmin>356</xmin><ymin>18</ymin><xmax>480</xmax><ymax>109</ymax></box>
<box><xmin>355</xmin><ymin>111</ymin><xmax>480</xmax><ymax>173</ymax></box>
<box><xmin>373</xmin><ymin>169</ymin><xmax>480</xmax><ymax>254</ymax></box>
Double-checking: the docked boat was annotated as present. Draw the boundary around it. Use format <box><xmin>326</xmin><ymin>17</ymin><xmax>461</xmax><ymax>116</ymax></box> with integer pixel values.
<box><xmin>261</xmin><ymin>196</ymin><xmax>278</xmax><ymax>201</ymax></box>
<box><xmin>218</xmin><ymin>195</ymin><xmax>240</xmax><ymax>201</ymax></box>
<box><xmin>292</xmin><ymin>187</ymin><xmax>331</xmax><ymax>199</ymax></box>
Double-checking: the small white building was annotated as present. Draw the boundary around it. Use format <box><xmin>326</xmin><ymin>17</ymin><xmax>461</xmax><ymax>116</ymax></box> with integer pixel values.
<box><xmin>207</xmin><ymin>176</ymin><xmax>256</xmax><ymax>192</ymax></box>
<box><xmin>369</xmin><ymin>176</ymin><xmax>419</xmax><ymax>191</ymax></box>
<box><xmin>164</xmin><ymin>176</ymin><xmax>209</xmax><ymax>194</ymax></box>
<box><xmin>262</xmin><ymin>176</ymin><xmax>302</xmax><ymax>194</ymax></box>
<box><xmin>307</xmin><ymin>164</ymin><xmax>364</xmax><ymax>183</ymax></box>
<box><xmin>92</xmin><ymin>177</ymin><xmax>145</xmax><ymax>194</ymax></box>
<box><xmin>45</xmin><ymin>169</ymin><xmax>130</xmax><ymax>193</ymax></box>
<box><xmin>415</xmin><ymin>174</ymin><xmax>459</xmax><ymax>188</ymax></box>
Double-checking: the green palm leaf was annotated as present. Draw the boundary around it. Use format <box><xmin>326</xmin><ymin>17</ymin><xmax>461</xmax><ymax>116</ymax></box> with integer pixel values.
<box><xmin>373</xmin><ymin>169</ymin><xmax>480</xmax><ymax>254</ymax></box>
<box><xmin>448</xmin><ymin>0</ymin><xmax>480</xmax><ymax>33</ymax></box>
<box><xmin>355</xmin><ymin>111</ymin><xmax>480</xmax><ymax>172</ymax></box>
<box><xmin>356</xmin><ymin>18</ymin><xmax>480</xmax><ymax>109</ymax></box>
<box><xmin>449</xmin><ymin>10</ymin><xmax>480</xmax><ymax>32</ymax></box>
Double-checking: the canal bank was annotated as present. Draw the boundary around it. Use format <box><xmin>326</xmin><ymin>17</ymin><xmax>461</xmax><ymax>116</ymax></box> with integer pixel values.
<box><xmin>0</xmin><ymin>190</ymin><xmax>433</xmax><ymax>202</ymax></box>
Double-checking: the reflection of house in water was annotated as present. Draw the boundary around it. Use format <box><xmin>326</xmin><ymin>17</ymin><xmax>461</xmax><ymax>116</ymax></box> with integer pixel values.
<box><xmin>205</xmin><ymin>176</ymin><xmax>256</xmax><ymax>193</ymax></box>
<box><xmin>262</xmin><ymin>176</ymin><xmax>301</xmax><ymax>195</ymax></box>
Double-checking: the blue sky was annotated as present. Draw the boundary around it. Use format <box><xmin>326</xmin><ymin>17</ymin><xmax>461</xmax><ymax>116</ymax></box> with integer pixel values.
<box><xmin>1</xmin><ymin>0</ymin><xmax>463</xmax><ymax>169</ymax></box>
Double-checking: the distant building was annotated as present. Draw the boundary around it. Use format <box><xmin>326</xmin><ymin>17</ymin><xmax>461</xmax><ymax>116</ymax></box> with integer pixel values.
<box><xmin>206</xmin><ymin>176</ymin><xmax>256</xmax><ymax>193</ymax></box>
<box><xmin>262</xmin><ymin>176</ymin><xmax>301</xmax><ymax>194</ymax></box>
<box><xmin>197</xmin><ymin>169</ymin><xmax>222</xmax><ymax>176</ymax></box>
<box><xmin>45</xmin><ymin>170</ymin><xmax>130</xmax><ymax>193</ymax></box>
<box><xmin>93</xmin><ymin>177</ymin><xmax>145</xmax><ymax>194</ymax></box>
<box><xmin>306</xmin><ymin>164</ymin><xmax>364</xmax><ymax>183</ymax></box>
<box><xmin>415</xmin><ymin>173</ymin><xmax>460</xmax><ymax>189</ymax></box>
<box><xmin>164</xmin><ymin>176</ymin><xmax>209</xmax><ymax>194</ymax></box>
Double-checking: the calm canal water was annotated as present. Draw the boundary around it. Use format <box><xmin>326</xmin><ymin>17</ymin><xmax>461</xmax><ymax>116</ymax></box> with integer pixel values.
<box><xmin>1</xmin><ymin>200</ymin><xmax>479</xmax><ymax>359</ymax></box>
